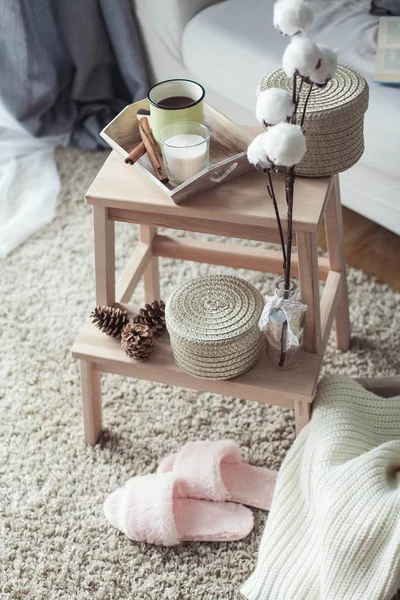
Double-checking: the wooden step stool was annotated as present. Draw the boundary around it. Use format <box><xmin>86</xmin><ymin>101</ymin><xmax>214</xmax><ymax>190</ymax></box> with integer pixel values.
<box><xmin>72</xmin><ymin>150</ymin><xmax>350</xmax><ymax>444</ymax></box>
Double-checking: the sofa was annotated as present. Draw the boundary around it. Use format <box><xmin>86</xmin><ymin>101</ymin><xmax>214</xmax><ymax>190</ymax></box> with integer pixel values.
<box><xmin>133</xmin><ymin>0</ymin><xmax>400</xmax><ymax>235</ymax></box>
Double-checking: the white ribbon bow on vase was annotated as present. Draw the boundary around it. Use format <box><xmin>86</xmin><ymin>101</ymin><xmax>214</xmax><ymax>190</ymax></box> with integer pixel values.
<box><xmin>258</xmin><ymin>290</ymin><xmax>308</xmax><ymax>348</ymax></box>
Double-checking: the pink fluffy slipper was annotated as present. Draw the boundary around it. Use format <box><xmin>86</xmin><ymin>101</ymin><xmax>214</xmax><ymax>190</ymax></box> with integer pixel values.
<box><xmin>104</xmin><ymin>472</ymin><xmax>254</xmax><ymax>545</ymax></box>
<box><xmin>157</xmin><ymin>440</ymin><xmax>277</xmax><ymax>511</ymax></box>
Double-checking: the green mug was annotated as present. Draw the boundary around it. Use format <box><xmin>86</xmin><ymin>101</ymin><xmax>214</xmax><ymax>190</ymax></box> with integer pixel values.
<box><xmin>147</xmin><ymin>79</ymin><xmax>205</xmax><ymax>143</ymax></box>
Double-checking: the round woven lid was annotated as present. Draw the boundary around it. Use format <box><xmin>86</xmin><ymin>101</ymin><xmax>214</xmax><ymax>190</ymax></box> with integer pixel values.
<box><xmin>258</xmin><ymin>65</ymin><xmax>369</xmax><ymax>177</ymax></box>
<box><xmin>166</xmin><ymin>275</ymin><xmax>264</xmax><ymax>342</ymax></box>
<box><xmin>166</xmin><ymin>275</ymin><xmax>264</xmax><ymax>380</ymax></box>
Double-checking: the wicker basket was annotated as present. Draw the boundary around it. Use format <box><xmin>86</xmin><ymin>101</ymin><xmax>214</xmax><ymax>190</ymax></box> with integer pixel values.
<box><xmin>165</xmin><ymin>275</ymin><xmax>264</xmax><ymax>380</ymax></box>
<box><xmin>257</xmin><ymin>65</ymin><xmax>369</xmax><ymax>177</ymax></box>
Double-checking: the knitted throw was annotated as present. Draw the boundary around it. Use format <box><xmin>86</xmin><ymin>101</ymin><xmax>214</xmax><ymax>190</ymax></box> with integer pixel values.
<box><xmin>241</xmin><ymin>376</ymin><xmax>400</xmax><ymax>600</ymax></box>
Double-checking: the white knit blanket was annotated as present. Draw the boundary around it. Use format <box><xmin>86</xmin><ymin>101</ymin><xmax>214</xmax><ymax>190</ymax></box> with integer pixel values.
<box><xmin>242</xmin><ymin>376</ymin><xmax>400</xmax><ymax>600</ymax></box>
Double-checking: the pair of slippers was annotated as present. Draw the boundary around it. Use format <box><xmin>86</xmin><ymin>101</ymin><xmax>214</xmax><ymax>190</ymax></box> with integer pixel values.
<box><xmin>104</xmin><ymin>440</ymin><xmax>277</xmax><ymax>546</ymax></box>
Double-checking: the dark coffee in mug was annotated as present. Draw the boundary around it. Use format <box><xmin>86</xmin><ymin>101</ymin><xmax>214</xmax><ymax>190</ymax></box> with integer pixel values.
<box><xmin>147</xmin><ymin>79</ymin><xmax>205</xmax><ymax>142</ymax></box>
<box><xmin>158</xmin><ymin>96</ymin><xmax>195</xmax><ymax>108</ymax></box>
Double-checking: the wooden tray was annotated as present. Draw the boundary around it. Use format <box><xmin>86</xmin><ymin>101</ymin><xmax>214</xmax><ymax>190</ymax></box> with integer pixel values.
<box><xmin>100</xmin><ymin>99</ymin><xmax>254</xmax><ymax>204</ymax></box>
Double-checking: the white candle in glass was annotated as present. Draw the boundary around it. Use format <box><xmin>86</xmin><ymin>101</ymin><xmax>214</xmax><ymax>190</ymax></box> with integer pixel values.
<box><xmin>163</xmin><ymin>134</ymin><xmax>208</xmax><ymax>183</ymax></box>
<box><xmin>159</xmin><ymin>122</ymin><xmax>211</xmax><ymax>185</ymax></box>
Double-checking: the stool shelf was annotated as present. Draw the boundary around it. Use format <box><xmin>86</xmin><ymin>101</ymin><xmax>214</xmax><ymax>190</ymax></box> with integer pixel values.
<box><xmin>73</xmin><ymin>311</ymin><xmax>322</xmax><ymax>406</ymax></box>
<box><xmin>72</xmin><ymin>311</ymin><xmax>321</xmax><ymax>445</ymax></box>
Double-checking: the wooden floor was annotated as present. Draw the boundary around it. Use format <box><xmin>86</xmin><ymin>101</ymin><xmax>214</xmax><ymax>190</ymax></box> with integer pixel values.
<box><xmin>319</xmin><ymin>207</ymin><xmax>400</xmax><ymax>292</ymax></box>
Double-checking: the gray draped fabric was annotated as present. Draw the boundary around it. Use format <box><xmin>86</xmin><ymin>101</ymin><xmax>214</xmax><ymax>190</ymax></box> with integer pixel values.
<box><xmin>0</xmin><ymin>0</ymin><xmax>149</xmax><ymax>149</ymax></box>
<box><xmin>370</xmin><ymin>0</ymin><xmax>400</xmax><ymax>15</ymax></box>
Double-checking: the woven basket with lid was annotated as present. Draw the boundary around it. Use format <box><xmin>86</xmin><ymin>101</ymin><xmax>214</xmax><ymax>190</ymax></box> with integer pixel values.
<box><xmin>257</xmin><ymin>65</ymin><xmax>369</xmax><ymax>177</ymax></box>
<box><xmin>165</xmin><ymin>275</ymin><xmax>264</xmax><ymax>380</ymax></box>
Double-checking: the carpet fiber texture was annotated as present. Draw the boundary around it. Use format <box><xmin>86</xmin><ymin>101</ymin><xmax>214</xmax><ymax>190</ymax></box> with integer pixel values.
<box><xmin>1</xmin><ymin>148</ymin><xmax>399</xmax><ymax>600</ymax></box>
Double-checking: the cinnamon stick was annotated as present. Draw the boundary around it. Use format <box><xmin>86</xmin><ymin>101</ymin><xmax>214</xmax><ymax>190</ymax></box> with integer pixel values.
<box><xmin>138</xmin><ymin>117</ymin><xmax>169</xmax><ymax>184</ymax></box>
<box><xmin>124</xmin><ymin>141</ymin><xmax>146</xmax><ymax>165</ymax></box>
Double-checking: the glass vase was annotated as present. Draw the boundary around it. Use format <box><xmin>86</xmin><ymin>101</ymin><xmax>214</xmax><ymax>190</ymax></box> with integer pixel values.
<box><xmin>262</xmin><ymin>278</ymin><xmax>306</xmax><ymax>370</ymax></box>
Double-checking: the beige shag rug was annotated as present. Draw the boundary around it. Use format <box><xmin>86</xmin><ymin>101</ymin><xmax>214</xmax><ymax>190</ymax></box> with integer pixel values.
<box><xmin>1</xmin><ymin>148</ymin><xmax>399</xmax><ymax>600</ymax></box>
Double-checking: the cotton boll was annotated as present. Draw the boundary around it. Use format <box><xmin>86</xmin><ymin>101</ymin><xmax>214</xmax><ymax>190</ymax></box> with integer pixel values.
<box><xmin>310</xmin><ymin>45</ymin><xmax>338</xmax><ymax>86</ymax></box>
<box><xmin>256</xmin><ymin>88</ymin><xmax>294</xmax><ymax>126</ymax></box>
<box><xmin>273</xmin><ymin>0</ymin><xmax>314</xmax><ymax>37</ymax></box>
<box><xmin>247</xmin><ymin>134</ymin><xmax>272</xmax><ymax>172</ymax></box>
<box><xmin>282</xmin><ymin>36</ymin><xmax>322</xmax><ymax>80</ymax></box>
<box><xmin>262</xmin><ymin>122</ymin><xmax>306</xmax><ymax>167</ymax></box>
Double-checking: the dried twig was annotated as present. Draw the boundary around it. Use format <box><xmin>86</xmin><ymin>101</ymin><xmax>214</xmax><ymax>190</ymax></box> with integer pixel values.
<box><xmin>267</xmin><ymin>170</ymin><xmax>286</xmax><ymax>270</ymax></box>
<box><xmin>284</xmin><ymin>167</ymin><xmax>295</xmax><ymax>294</ymax></box>
<box><xmin>292</xmin><ymin>73</ymin><xmax>297</xmax><ymax>106</ymax></box>
<box><xmin>277</xmin><ymin>73</ymin><xmax>308</xmax><ymax>366</ymax></box>
<box><xmin>300</xmin><ymin>83</ymin><xmax>314</xmax><ymax>128</ymax></box>
<box><xmin>279</xmin><ymin>166</ymin><xmax>295</xmax><ymax>367</ymax></box>
<box><xmin>291</xmin><ymin>73</ymin><xmax>298</xmax><ymax>124</ymax></box>
<box><xmin>294</xmin><ymin>78</ymin><xmax>304</xmax><ymax>120</ymax></box>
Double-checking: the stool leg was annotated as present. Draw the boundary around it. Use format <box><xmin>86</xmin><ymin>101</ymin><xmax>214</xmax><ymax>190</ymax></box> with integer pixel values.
<box><xmin>80</xmin><ymin>361</ymin><xmax>102</xmax><ymax>445</ymax></box>
<box><xmin>294</xmin><ymin>399</ymin><xmax>311</xmax><ymax>434</ymax></box>
<box><xmin>93</xmin><ymin>206</ymin><xmax>115</xmax><ymax>306</ymax></box>
<box><xmin>297</xmin><ymin>231</ymin><xmax>322</xmax><ymax>354</ymax></box>
<box><xmin>324</xmin><ymin>175</ymin><xmax>350</xmax><ymax>351</ymax></box>
<box><xmin>139</xmin><ymin>225</ymin><xmax>161</xmax><ymax>302</ymax></box>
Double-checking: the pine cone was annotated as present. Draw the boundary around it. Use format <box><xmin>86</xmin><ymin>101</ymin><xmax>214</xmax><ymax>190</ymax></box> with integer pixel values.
<box><xmin>133</xmin><ymin>300</ymin><xmax>166</xmax><ymax>337</ymax></box>
<box><xmin>90</xmin><ymin>305</ymin><xmax>129</xmax><ymax>338</ymax></box>
<box><xmin>121</xmin><ymin>323</ymin><xmax>155</xmax><ymax>360</ymax></box>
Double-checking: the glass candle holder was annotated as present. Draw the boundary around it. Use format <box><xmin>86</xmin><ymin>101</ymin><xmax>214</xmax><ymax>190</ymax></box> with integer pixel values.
<box><xmin>159</xmin><ymin>121</ymin><xmax>210</xmax><ymax>185</ymax></box>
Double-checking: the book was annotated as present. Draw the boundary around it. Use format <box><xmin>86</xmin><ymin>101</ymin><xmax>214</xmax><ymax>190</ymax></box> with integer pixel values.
<box><xmin>374</xmin><ymin>16</ymin><xmax>400</xmax><ymax>83</ymax></box>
